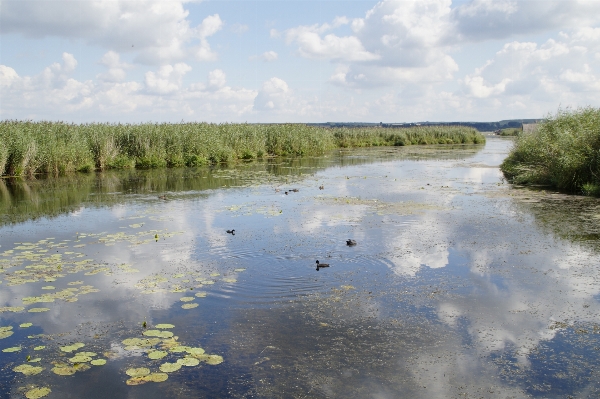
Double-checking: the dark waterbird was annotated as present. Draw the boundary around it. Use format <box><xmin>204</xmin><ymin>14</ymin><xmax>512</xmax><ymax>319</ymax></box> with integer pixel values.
<box><xmin>226</xmin><ymin>229</ymin><xmax>235</xmax><ymax>235</ymax></box>
<box><xmin>316</xmin><ymin>260</ymin><xmax>330</xmax><ymax>271</ymax></box>
<box><xmin>346</xmin><ymin>239</ymin><xmax>357</xmax><ymax>246</ymax></box>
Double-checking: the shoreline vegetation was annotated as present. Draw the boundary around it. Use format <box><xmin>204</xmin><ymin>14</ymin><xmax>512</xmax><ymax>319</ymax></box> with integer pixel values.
<box><xmin>501</xmin><ymin>107</ymin><xmax>600</xmax><ymax>196</ymax></box>
<box><xmin>0</xmin><ymin>121</ymin><xmax>484</xmax><ymax>178</ymax></box>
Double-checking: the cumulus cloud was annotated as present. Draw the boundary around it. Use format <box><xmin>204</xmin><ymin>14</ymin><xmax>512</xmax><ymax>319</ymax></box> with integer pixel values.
<box><xmin>0</xmin><ymin>1</ymin><xmax>222</xmax><ymax>65</ymax></box>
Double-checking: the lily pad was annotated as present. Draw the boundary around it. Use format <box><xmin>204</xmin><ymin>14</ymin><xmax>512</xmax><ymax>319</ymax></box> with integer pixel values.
<box><xmin>13</xmin><ymin>364</ymin><xmax>44</xmax><ymax>375</ymax></box>
<box><xmin>148</xmin><ymin>350</ymin><xmax>168</xmax><ymax>360</ymax></box>
<box><xmin>126</xmin><ymin>367</ymin><xmax>151</xmax><ymax>377</ymax></box>
<box><xmin>143</xmin><ymin>330</ymin><xmax>173</xmax><ymax>339</ymax></box>
<box><xmin>25</xmin><ymin>387</ymin><xmax>51</xmax><ymax>399</ymax></box>
<box><xmin>2</xmin><ymin>346</ymin><xmax>21</xmax><ymax>353</ymax></box>
<box><xmin>28</xmin><ymin>308</ymin><xmax>50</xmax><ymax>313</ymax></box>
<box><xmin>69</xmin><ymin>355</ymin><xmax>92</xmax><ymax>363</ymax></box>
<box><xmin>90</xmin><ymin>359</ymin><xmax>107</xmax><ymax>366</ymax></box>
<box><xmin>41</xmin><ymin>286</ymin><xmax>55</xmax><ymax>290</ymax></box>
<box><xmin>0</xmin><ymin>330</ymin><xmax>14</xmax><ymax>339</ymax></box>
<box><xmin>159</xmin><ymin>362</ymin><xmax>182</xmax><ymax>373</ymax></box>
<box><xmin>222</xmin><ymin>278</ymin><xmax>237</xmax><ymax>283</ymax></box>
<box><xmin>155</xmin><ymin>324</ymin><xmax>175</xmax><ymax>329</ymax></box>
<box><xmin>20</xmin><ymin>323</ymin><xmax>33</xmax><ymax>328</ymax></box>
<box><xmin>187</xmin><ymin>347</ymin><xmax>205</xmax><ymax>356</ymax></box>
<box><xmin>234</xmin><ymin>268</ymin><xmax>246</xmax><ymax>272</ymax></box>
<box><xmin>52</xmin><ymin>366</ymin><xmax>77</xmax><ymax>375</ymax></box>
<box><xmin>195</xmin><ymin>292</ymin><xmax>207</xmax><ymax>298</ymax></box>
<box><xmin>179</xmin><ymin>297</ymin><xmax>195</xmax><ymax>302</ymax></box>
<box><xmin>181</xmin><ymin>303</ymin><xmax>199</xmax><ymax>309</ymax></box>
<box><xmin>177</xmin><ymin>357</ymin><xmax>200</xmax><ymax>367</ymax></box>
<box><xmin>145</xmin><ymin>372</ymin><xmax>168</xmax><ymax>382</ymax></box>
<box><xmin>60</xmin><ymin>343</ymin><xmax>85</xmax><ymax>352</ymax></box>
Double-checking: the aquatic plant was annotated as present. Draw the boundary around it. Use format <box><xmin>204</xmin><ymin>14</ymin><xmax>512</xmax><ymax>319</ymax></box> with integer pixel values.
<box><xmin>0</xmin><ymin>121</ymin><xmax>484</xmax><ymax>177</ymax></box>
<box><xmin>501</xmin><ymin>107</ymin><xmax>600</xmax><ymax>195</ymax></box>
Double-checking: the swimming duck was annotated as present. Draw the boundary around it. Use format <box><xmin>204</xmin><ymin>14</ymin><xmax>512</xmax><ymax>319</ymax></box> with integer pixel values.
<box><xmin>346</xmin><ymin>239</ymin><xmax>357</xmax><ymax>246</ymax></box>
<box><xmin>226</xmin><ymin>229</ymin><xmax>235</xmax><ymax>235</ymax></box>
<box><xmin>158</xmin><ymin>195</ymin><xmax>167</xmax><ymax>200</ymax></box>
<box><xmin>315</xmin><ymin>260</ymin><xmax>330</xmax><ymax>270</ymax></box>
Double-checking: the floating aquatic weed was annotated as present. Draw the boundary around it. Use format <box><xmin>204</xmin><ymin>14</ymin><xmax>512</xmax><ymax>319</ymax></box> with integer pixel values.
<box><xmin>159</xmin><ymin>362</ymin><xmax>181</xmax><ymax>373</ymax></box>
<box><xmin>143</xmin><ymin>330</ymin><xmax>174</xmax><ymax>339</ymax></box>
<box><xmin>155</xmin><ymin>324</ymin><xmax>174</xmax><ymax>329</ymax></box>
<box><xmin>19</xmin><ymin>323</ymin><xmax>33</xmax><ymax>328</ymax></box>
<box><xmin>2</xmin><ymin>346</ymin><xmax>21</xmax><ymax>352</ymax></box>
<box><xmin>0</xmin><ymin>326</ymin><xmax>14</xmax><ymax>339</ymax></box>
<box><xmin>13</xmin><ymin>364</ymin><xmax>44</xmax><ymax>375</ymax></box>
<box><xmin>194</xmin><ymin>292</ymin><xmax>207</xmax><ymax>298</ymax></box>
<box><xmin>28</xmin><ymin>308</ymin><xmax>50</xmax><ymax>313</ymax></box>
<box><xmin>179</xmin><ymin>297</ymin><xmax>194</xmax><ymax>302</ymax></box>
<box><xmin>181</xmin><ymin>303</ymin><xmax>198</xmax><ymax>309</ymax></box>
<box><xmin>34</xmin><ymin>346</ymin><xmax>45</xmax><ymax>351</ymax></box>
<box><xmin>0</xmin><ymin>306</ymin><xmax>25</xmax><ymax>313</ymax></box>
<box><xmin>60</xmin><ymin>343</ymin><xmax>85</xmax><ymax>352</ymax></box>
<box><xmin>148</xmin><ymin>350</ymin><xmax>168</xmax><ymax>360</ymax></box>
<box><xmin>126</xmin><ymin>367</ymin><xmax>151</xmax><ymax>377</ymax></box>
<box><xmin>24</xmin><ymin>387</ymin><xmax>51</xmax><ymax>399</ymax></box>
<box><xmin>90</xmin><ymin>359</ymin><xmax>107</xmax><ymax>366</ymax></box>
<box><xmin>177</xmin><ymin>357</ymin><xmax>200</xmax><ymax>367</ymax></box>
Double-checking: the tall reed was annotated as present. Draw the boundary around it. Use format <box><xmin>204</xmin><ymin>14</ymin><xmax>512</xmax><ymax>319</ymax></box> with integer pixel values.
<box><xmin>501</xmin><ymin>107</ymin><xmax>600</xmax><ymax>195</ymax></box>
<box><xmin>0</xmin><ymin>121</ymin><xmax>484</xmax><ymax>177</ymax></box>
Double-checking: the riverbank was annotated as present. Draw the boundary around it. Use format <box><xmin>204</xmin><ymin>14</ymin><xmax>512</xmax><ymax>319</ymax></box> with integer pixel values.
<box><xmin>0</xmin><ymin>121</ymin><xmax>484</xmax><ymax>177</ymax></box>
<box><xmin>500</xmin><ymin>107</ymin><xmax>600</xmax><ymax>196</ymax></box>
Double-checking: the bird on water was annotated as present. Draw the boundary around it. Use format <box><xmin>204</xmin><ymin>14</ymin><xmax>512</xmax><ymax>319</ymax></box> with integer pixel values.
<box><xmin>315</xmin><ymin>260</ymin><xmax>330</xmax><ymax>270</ymax></box>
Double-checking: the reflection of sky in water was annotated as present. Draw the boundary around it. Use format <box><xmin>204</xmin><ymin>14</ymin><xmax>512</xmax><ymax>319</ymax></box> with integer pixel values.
<box><xmin>2</xmin><ymin>137</ymin><xmax>600</xmax><ymax>397</ymax></box>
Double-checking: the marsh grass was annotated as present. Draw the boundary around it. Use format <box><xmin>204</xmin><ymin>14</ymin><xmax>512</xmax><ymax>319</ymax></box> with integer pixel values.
<box><xmin>501</xmin><ymin>107</ymin><xmax>600</xmax><ymax>195</ymax></box>
<box><xmin>497</xmin><ymin>127</ymin><xmax>521</xmax><ymax>137</ymax></box>
<box><xmin>0</xmin><ymin>121</ymin><xmax>483</xmax><ymax>177</ymax></box>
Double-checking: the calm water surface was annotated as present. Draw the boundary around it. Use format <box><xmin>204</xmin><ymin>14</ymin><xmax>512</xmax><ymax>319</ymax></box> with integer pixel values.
<box><xmin>2</xmin><ymin>137</ymin><xmax>600</xmax><ymax>398</ymax></box>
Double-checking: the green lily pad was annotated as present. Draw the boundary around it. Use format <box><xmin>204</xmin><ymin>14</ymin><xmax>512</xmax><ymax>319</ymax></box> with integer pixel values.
<box><xmin>169</xmin><ymin>345</ymin><xmax>190</xmax><ymax>353</ymax></box>
<box><xmin>187</xmin><ymin>347</ymin><xmax>205</xmax><ymax>356</ymax></box>
<box><xmin>155</xmin><ymin>324</ymin><xmax>175</xmax><ymax>329</ymax></box>
<box><xmin>181</xmin><ymin>303</ymin><xmax>198</xmax><ymax>309</ymax></box>
<box><xmin>28</xmin><ymin>308</ymin><xmax>50</xmax><ymax>313</ymax></box>
<box><xmin>0</xmin><ymin>331</ymin><xmax>14</xmax><ymax>339</ymax></box>
<box><xmin>2</xmin><ymin>346</ymin><xmax>21</xmax><ymax>353</ymax></box>
<box><xmin>41</xmin><ymin>286</ymin><xmax>55</xmax><ymax>290</ymax></box>
<box><xmin>90</xmin><ymin>359</ymin><xmax>107</xmax><ymax>366</ymax></box>
<box><xmin>25</xmin><ymin>387</ymin><xmax>51</xmax><ymax>399</ymax></box>
<box><xmin>20</xmin><ymin>323</ymin><xmax>33</xmax><ymax>328</ymax></box>
<box><xmin>234</xmin><ymin>268</ymin><xmax>246</xmax><ymax>272</ymax></box>
<box><xmin>159</xmin><ymin>362</ymin><xmax>182</xmax><ymax>373</ymax></box>
<box><xmin>223</xmin><ymin>278</ymin><xmax>237</xmax><ymax>283</ymax></box>
<box><xmin>145</xmin><ymin>372</ymin><xmax>169</xmax><ymax>382</ymax></box>
<box><xmin>13</xmin><ymin>364</ymin><xmax>44</xmax><ymax>375</ymax></box>
<box><xmin>52</xmin><ymin>366</ymin><xmax>77</xmax><ymax>375</ymax></box>
<box><xmin>69</xmin><ymin>355</ymin><xmax>92</xmax><ymax>363</ymax></box>
<box><xmin>194</xmin><ymin>292</ymin><xmax>207</xmax><ymax>298</ymax></box>
<box><xmin>126</xmin><ymin>367</ymin><xmax>150</xmax><ymax>377</ymax></box>
<box><xmin>143</xmin><ymin>330</ymin><xmax>173</xmax><ymax>339</ymax></box>
<box><xmin>148</xmin><ymin>350</ymin><xmax>168</xmax><ymax>360</ymax></box>
<box><xmin>60</xmin><ymin>343</ymin><xmax>85</xmax><ymax>352</ymax></box>
<box><xmin>179</xmin><ymin>297</ymin><xmax>195</xmax><ymax>302</ymax></box>
<box><xmin>177</xmin><ymin>357</ymin><xmax>200</xmax><ymax>367</ymax></box>
<box><xmin>76</xmin><ymin>351</ymin><xmax>97</xmax><ymax>357</ymax></box>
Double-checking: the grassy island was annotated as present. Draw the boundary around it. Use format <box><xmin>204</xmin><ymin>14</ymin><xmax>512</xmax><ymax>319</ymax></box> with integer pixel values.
<box><xmin>501</xmin><ymin>107</ymin><xmax>600</xmax><ymax>196</ymax></box>
<box><xmin>0</xmin><ymin>121</ymin><xmax>484</xmax><ymax>177</ymax></box>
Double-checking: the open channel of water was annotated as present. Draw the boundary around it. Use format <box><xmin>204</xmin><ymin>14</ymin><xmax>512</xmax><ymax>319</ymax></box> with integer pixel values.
<box><xmin>2</xmin><ymin>137</ymin><xmax>600</xmax><ymax>398</ymax></box>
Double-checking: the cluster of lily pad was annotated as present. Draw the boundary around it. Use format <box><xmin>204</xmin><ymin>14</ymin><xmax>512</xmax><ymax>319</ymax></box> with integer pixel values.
<box><xmin>122</xmin><ymin>323</ymin><xmax>223</xmax><ymax>385</ymax></box>
<box><xmin>134</xmin><ymin>269</ymin><xmax>245</xmax><ymax>309</ymax></box>
<box><xmin>50</xmin><ymin>343</ymin><xmax>107</xmax><ymax>375</ymax></box>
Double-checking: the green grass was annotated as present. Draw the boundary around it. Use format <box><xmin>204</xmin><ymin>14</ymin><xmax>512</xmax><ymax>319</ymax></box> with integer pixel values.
<box><xmin>0</xmin><ymin>121</ymin><xmax>484</xmax><ymax>177</ymax></box>
<box><xmin>500</xmin><ymin>107</ymin><xmax>600</xmax><ymax>195</ymax></box>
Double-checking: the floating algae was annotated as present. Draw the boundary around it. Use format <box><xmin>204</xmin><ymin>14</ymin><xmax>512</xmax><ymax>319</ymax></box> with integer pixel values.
<box><xmin>25</xmin><ymin>387</ymin><xmax>51</xmax><ymax>399</ymax></box>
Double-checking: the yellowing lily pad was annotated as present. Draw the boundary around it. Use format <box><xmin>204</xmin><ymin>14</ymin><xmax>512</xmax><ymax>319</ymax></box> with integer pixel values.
<box><xmin>143</xmin><ymin>330</ymin><xmax>173</xmax><ymax>339</ymax></box>
<box><xmin>210</xmin><ymin>273</ymin><xmax>220</xmax><ymax>277</ymax></box>
<box><xmin>28</xmin><ymin>308</ymin><xmax>50</xmax><ymax>313</ymax></box>
<box><xmin>126</xmin><ymin>367</ymin><xmax>150</xmax><ymax>377</ymax></box>
<box><xmin>20</xmin><ymin>323</ymin><xmax>33</xmax><ymax>328</ymax></box>
<box><xmin>25</xmin><ymin>387</ymin><xmax>51</xmax><ymax>399</ymax></box>
<box><xmin>13</xmin><ymin>364</ymin><xmax>44</xmax><ymax>375</ymax></box>
<box><xmin>0</xmin><ymin>331</ymin><xmax>14</xmax><ymax>339</ymax></box>
<box><xmin>41</xmin><ymin>286</ymin><xmax>55</xmax><ymax>290</ymax></box>
<box><xmin>91</xmin><ymin>359</ymin><xmax>107</xmax><ymax>366</ymax></box>
<box><xmin>179</xmin><ymin>297</ymin><xmax>195</xmax><ymax>302</ymax></box>
<box><xmin>2</xmin><ymin>346</ymin><xmax>21</xmax><ymax>353</ymax></box>
<box><xmin>69</xmin><ymin>355</ymin><xmax>92</xmax><ymax>363</ymax></box>
<box><xmin>155</xmin><ymin>324</ymin><xmax>175</xmax><ymax>329</ymax></box>
<box><xmin>181</xmin><ymin>303</ymin><xmax>198</xmax><ymax>309</ymax></box>
<box><xmin>234</xmin><ymin>268</ymin><xmax>246</xmax><ymax>272</ymax></box>
<box><xmin>159</xmin><ymin>362</ymin><xmax>182</xmax><ymax>373</ymax></box>
<box><xmin>148</xmin><ymin>350</ymin><xmax>168</xmax><ymax>360</ymax></box>
<box><xmin>177</xmin><ymin>357</ymin><xmax>200</xmax><ymax>366</ymax></box>
<box><xmin>194</xmin><ymin>292</ymin><xmax>207</xmax><ymax>298</ymax></box>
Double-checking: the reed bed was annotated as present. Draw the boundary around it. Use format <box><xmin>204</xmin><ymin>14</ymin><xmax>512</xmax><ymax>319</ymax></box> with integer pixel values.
<box><xmin>500</xmin><ymin>107</ymin><xmax>600</xmax><ymax>196</ymax></box>
<box><xmin>0</xmin><ymin>121</ymin><xmax>483</xmax><ymax>177</ymax></box>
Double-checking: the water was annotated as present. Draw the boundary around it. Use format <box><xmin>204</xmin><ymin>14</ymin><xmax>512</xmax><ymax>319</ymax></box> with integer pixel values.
<box><xmin>2</xmin><ymin>137</ymin><xmax>600</xmax><ymax>398</ymax></box>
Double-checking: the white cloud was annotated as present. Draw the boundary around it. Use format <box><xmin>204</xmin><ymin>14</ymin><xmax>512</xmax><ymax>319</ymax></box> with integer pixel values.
<box><xmin>0</xmin><ymin>1</ymin><xmax>221</xmax><ymax>65</ymax></box>
<box><xmin>249</xmin><ymin>51</ymin><xmax>279</xmax><ymax>62</ymax></box>
<box><xmin>145</xmin><ymin>63</ymin><xmax>192</xmax><ymax>94</ymax></box>
<box><xmin>97</xmin><ymin>51</ymin><xmax>133</xmax><ymax>83</ymax></box>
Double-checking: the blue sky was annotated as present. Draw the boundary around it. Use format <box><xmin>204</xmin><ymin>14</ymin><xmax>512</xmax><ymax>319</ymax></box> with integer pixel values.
<box><xmin>1</xmin><ymin>0</ymin><xmax>599</xmax><ymax>123</ymax></box>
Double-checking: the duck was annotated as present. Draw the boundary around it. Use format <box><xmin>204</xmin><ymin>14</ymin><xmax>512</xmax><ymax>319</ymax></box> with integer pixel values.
<box><xmin>158</xmin><ymin>195</ymin><xmax>167</xmax><ymax>200</ymax></box>
<box><xmin>315</xmin><ymin>260</ymin><xmax>330</xmax><ymax>270</ymax></box>
<box><xmin>319</xmin><ymin>185</ymin><xmax>324</xmax><ymax>190</ymax></box>
<box><xmin>346</xmin><ymin>239</ymin><xmax>357</xmax><ymax>246</ymax></box>
<box><xmin>226</xmin><ymin>229</ymin><xmax>235</xmax><ymax>235</ymax></box>
<box><xmin>289</xmin><ymin>188</ymin><xmax>299</xmax><ymax>192</ymax></box>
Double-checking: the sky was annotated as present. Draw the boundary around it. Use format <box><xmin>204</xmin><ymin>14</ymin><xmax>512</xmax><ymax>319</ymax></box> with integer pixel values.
<box><xmin>1</xmin><ymin>0</ymin><xmax>600</xmax><ymax>124</ymax></box>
